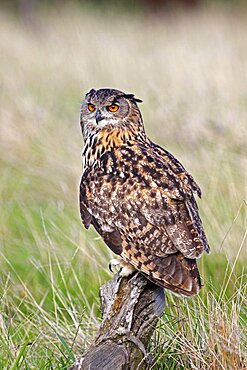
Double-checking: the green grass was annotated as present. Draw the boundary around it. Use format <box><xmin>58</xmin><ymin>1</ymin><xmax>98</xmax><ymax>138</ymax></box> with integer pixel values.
<box><xmin>0</xmin><ymin>4</ymin><xmax>246</xmax><ymax>369</ymax></box>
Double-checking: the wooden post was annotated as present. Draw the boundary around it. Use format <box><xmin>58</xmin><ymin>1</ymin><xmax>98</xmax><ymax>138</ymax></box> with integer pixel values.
<box><xmin>70</xmin><ymin>272</ymin><xmax>165</xmax><ymax>370</ymax></box>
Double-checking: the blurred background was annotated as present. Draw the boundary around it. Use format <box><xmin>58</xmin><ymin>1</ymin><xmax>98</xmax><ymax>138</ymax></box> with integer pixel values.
<box><xmin>0</xmin><ymin>0</ymin><xmax>246</xmax><ymax>368</ymax></box>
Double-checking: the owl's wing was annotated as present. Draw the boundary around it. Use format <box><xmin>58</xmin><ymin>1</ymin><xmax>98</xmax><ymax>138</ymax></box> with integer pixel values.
<box><xmin>161</xmin><ymin>142</ymin><xmax>208</xmax><ymax>254</ymax></box>
<box><xmin>152</xmin><ymin>143</ymin><xmax>202</xmax><ymax>198</ymax></box>
<box><xmin>128</xmin><ymin>142</ymin><xmax>210</xmax><ymax>259</ymax></box>
<box><xmin>115</xmin><ymin>143</ymin><xmax>210</xmax><ymax>295</ymax></box>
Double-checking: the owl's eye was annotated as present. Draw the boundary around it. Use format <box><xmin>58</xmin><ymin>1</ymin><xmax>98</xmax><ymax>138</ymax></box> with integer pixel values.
<box><xmin>107</xmin><ymin>104</ymin><xmax>119</xmax><ymax>112</ymax></box>
<box><xmin>88</xmin><ymin>103</ymin><xmax>95</xmax><ymax>112</ymax></box>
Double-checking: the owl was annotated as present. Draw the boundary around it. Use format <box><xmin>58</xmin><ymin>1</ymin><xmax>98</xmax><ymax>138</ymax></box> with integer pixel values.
<box><xmin>79</xmin><ymin>88</ymin><xmax>210</xmax><ymax>296</ymax></box>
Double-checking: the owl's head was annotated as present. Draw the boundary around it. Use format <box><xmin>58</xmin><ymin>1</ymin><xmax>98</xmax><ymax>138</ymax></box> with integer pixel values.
<box><xmin>80</xmin><ymin>88</ymin><xmax>143</xmax><ymax>140</ymax></box>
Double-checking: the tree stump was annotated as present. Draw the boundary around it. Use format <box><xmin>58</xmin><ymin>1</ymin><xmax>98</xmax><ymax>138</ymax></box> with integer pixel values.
<box><xmin>70</xmin><ymin>272</ymin><xmax>165</xmax><ymax>370</ymax></box>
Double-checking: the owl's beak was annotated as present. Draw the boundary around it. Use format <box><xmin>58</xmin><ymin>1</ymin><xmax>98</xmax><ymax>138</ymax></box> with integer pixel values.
<box><xmin>95</xmin><ymin>110</ymin><xmax>103</xmax><ymax>124</ymax></box>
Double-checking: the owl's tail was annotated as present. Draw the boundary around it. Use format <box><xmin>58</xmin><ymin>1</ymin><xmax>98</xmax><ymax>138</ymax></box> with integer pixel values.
<box><xmin>127</xmin><ymin>251</ymin><xmax>202</xmax><ymax>297</ymax></box>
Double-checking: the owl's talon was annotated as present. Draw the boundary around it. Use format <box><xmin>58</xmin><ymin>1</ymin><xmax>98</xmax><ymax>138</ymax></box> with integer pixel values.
<box><xmin>109</xmin><ymin>258</ymin><xmax>136</xmax><ymax>277</ymax></box>
<box><xmin>109</xmin><ymin>258</ymin><xmax>122</xmax><ymax>273</ymax></box>
<box><xmin>109</xmin><ymin>263</ymin><xmax>113</xmax><ymax>273</ymax></box>
<box><xmin>116</xmin><ymin>273</ymin><xmax>122</xmax><ymax>283</ymax></box>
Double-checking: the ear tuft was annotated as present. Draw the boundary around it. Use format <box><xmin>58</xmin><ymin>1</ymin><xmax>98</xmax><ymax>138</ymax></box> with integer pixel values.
<box><xmin>85</xmin><ymin>88</ymin><xmax>96</xmax><ymax>98</ymax></box>
<box><xmin>133</xmin><ymin>96</ymin><xmax>143</xmax><ymax>103</ymax></box>
<box><xmin>120</xmin><ymin>93</ymin><xmax>143</xmax><ymax>103</ymax></box>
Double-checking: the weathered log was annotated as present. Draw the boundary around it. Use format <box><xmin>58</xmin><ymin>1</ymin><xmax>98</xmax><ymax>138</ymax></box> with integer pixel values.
<box><xmin>70</xmin><ymin>271</ymin><xmax>165</xmax><ymax>370</ymax></box>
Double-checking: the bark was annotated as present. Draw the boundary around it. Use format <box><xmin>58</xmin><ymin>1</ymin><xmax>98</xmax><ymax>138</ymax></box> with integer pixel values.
<box><xmin>70</xmin><ymin>272</ymin><xmax>165</xmax><ymax>370</ymax></box>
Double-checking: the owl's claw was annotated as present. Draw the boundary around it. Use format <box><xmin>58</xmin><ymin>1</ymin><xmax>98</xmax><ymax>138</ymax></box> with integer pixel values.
<box><xmin>109</xmin><ymin>263</ymin><xmax>114</xmax><ymax>273</ymax></box>
<box><xmin>109</xmin><ymin>258</ymin><xmax>121</xmax><ymax>273</ymax></box>
<box><xmin>109</xmin><ymin>258</ymin><xmax>136</xmax><ymax>277</ymax></box>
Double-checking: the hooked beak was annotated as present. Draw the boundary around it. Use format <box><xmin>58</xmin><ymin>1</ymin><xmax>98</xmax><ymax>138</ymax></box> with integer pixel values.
<box><xmin>95</xmin><ymin>110</ymin><xmax>103</xmax><ymax>124</ymax></box>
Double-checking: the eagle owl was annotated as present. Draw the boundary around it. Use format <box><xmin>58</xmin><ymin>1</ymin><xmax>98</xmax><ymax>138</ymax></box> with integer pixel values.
<box><xmin>79</xmin><ymin>88</ymin><xmax>210</xmax><ymax>296</ymax></box>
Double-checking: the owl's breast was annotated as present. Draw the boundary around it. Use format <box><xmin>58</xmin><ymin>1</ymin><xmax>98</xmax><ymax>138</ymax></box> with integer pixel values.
<box><xmin>80</xmin><ymin>148</ymin><xmax>130</xmax><ymax>231</ymax></box>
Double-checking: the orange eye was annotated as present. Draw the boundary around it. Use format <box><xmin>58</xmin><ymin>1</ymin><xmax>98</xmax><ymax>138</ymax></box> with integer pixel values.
<box><xmin>107</xmin><ymin>104</ymin><xmax>119</xmax><ymax>112</ymax></box>
<box><xmin>88</xmin><ymin>103</ymin><xmax>95</xmax><ymax>112</ymax></box>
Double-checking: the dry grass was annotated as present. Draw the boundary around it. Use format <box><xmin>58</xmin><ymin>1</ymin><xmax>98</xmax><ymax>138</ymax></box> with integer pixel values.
<box><xmin>0</xmin><ymin>3</ymin><xmax>246</xmax><ymax>369</ymax></box>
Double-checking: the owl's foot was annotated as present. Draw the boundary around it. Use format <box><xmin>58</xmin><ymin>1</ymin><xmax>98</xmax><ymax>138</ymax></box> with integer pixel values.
<box><xmin>109</xmin><ymin>258</ymin><xmax>136</xmax><ymax>277</ymax></box>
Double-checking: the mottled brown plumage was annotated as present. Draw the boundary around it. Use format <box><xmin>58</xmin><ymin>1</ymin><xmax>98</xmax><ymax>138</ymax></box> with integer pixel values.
<box><xmin>79</xmin><ymin>88</ymin><xmax>210</xmax><ymax>296</ymax></box>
